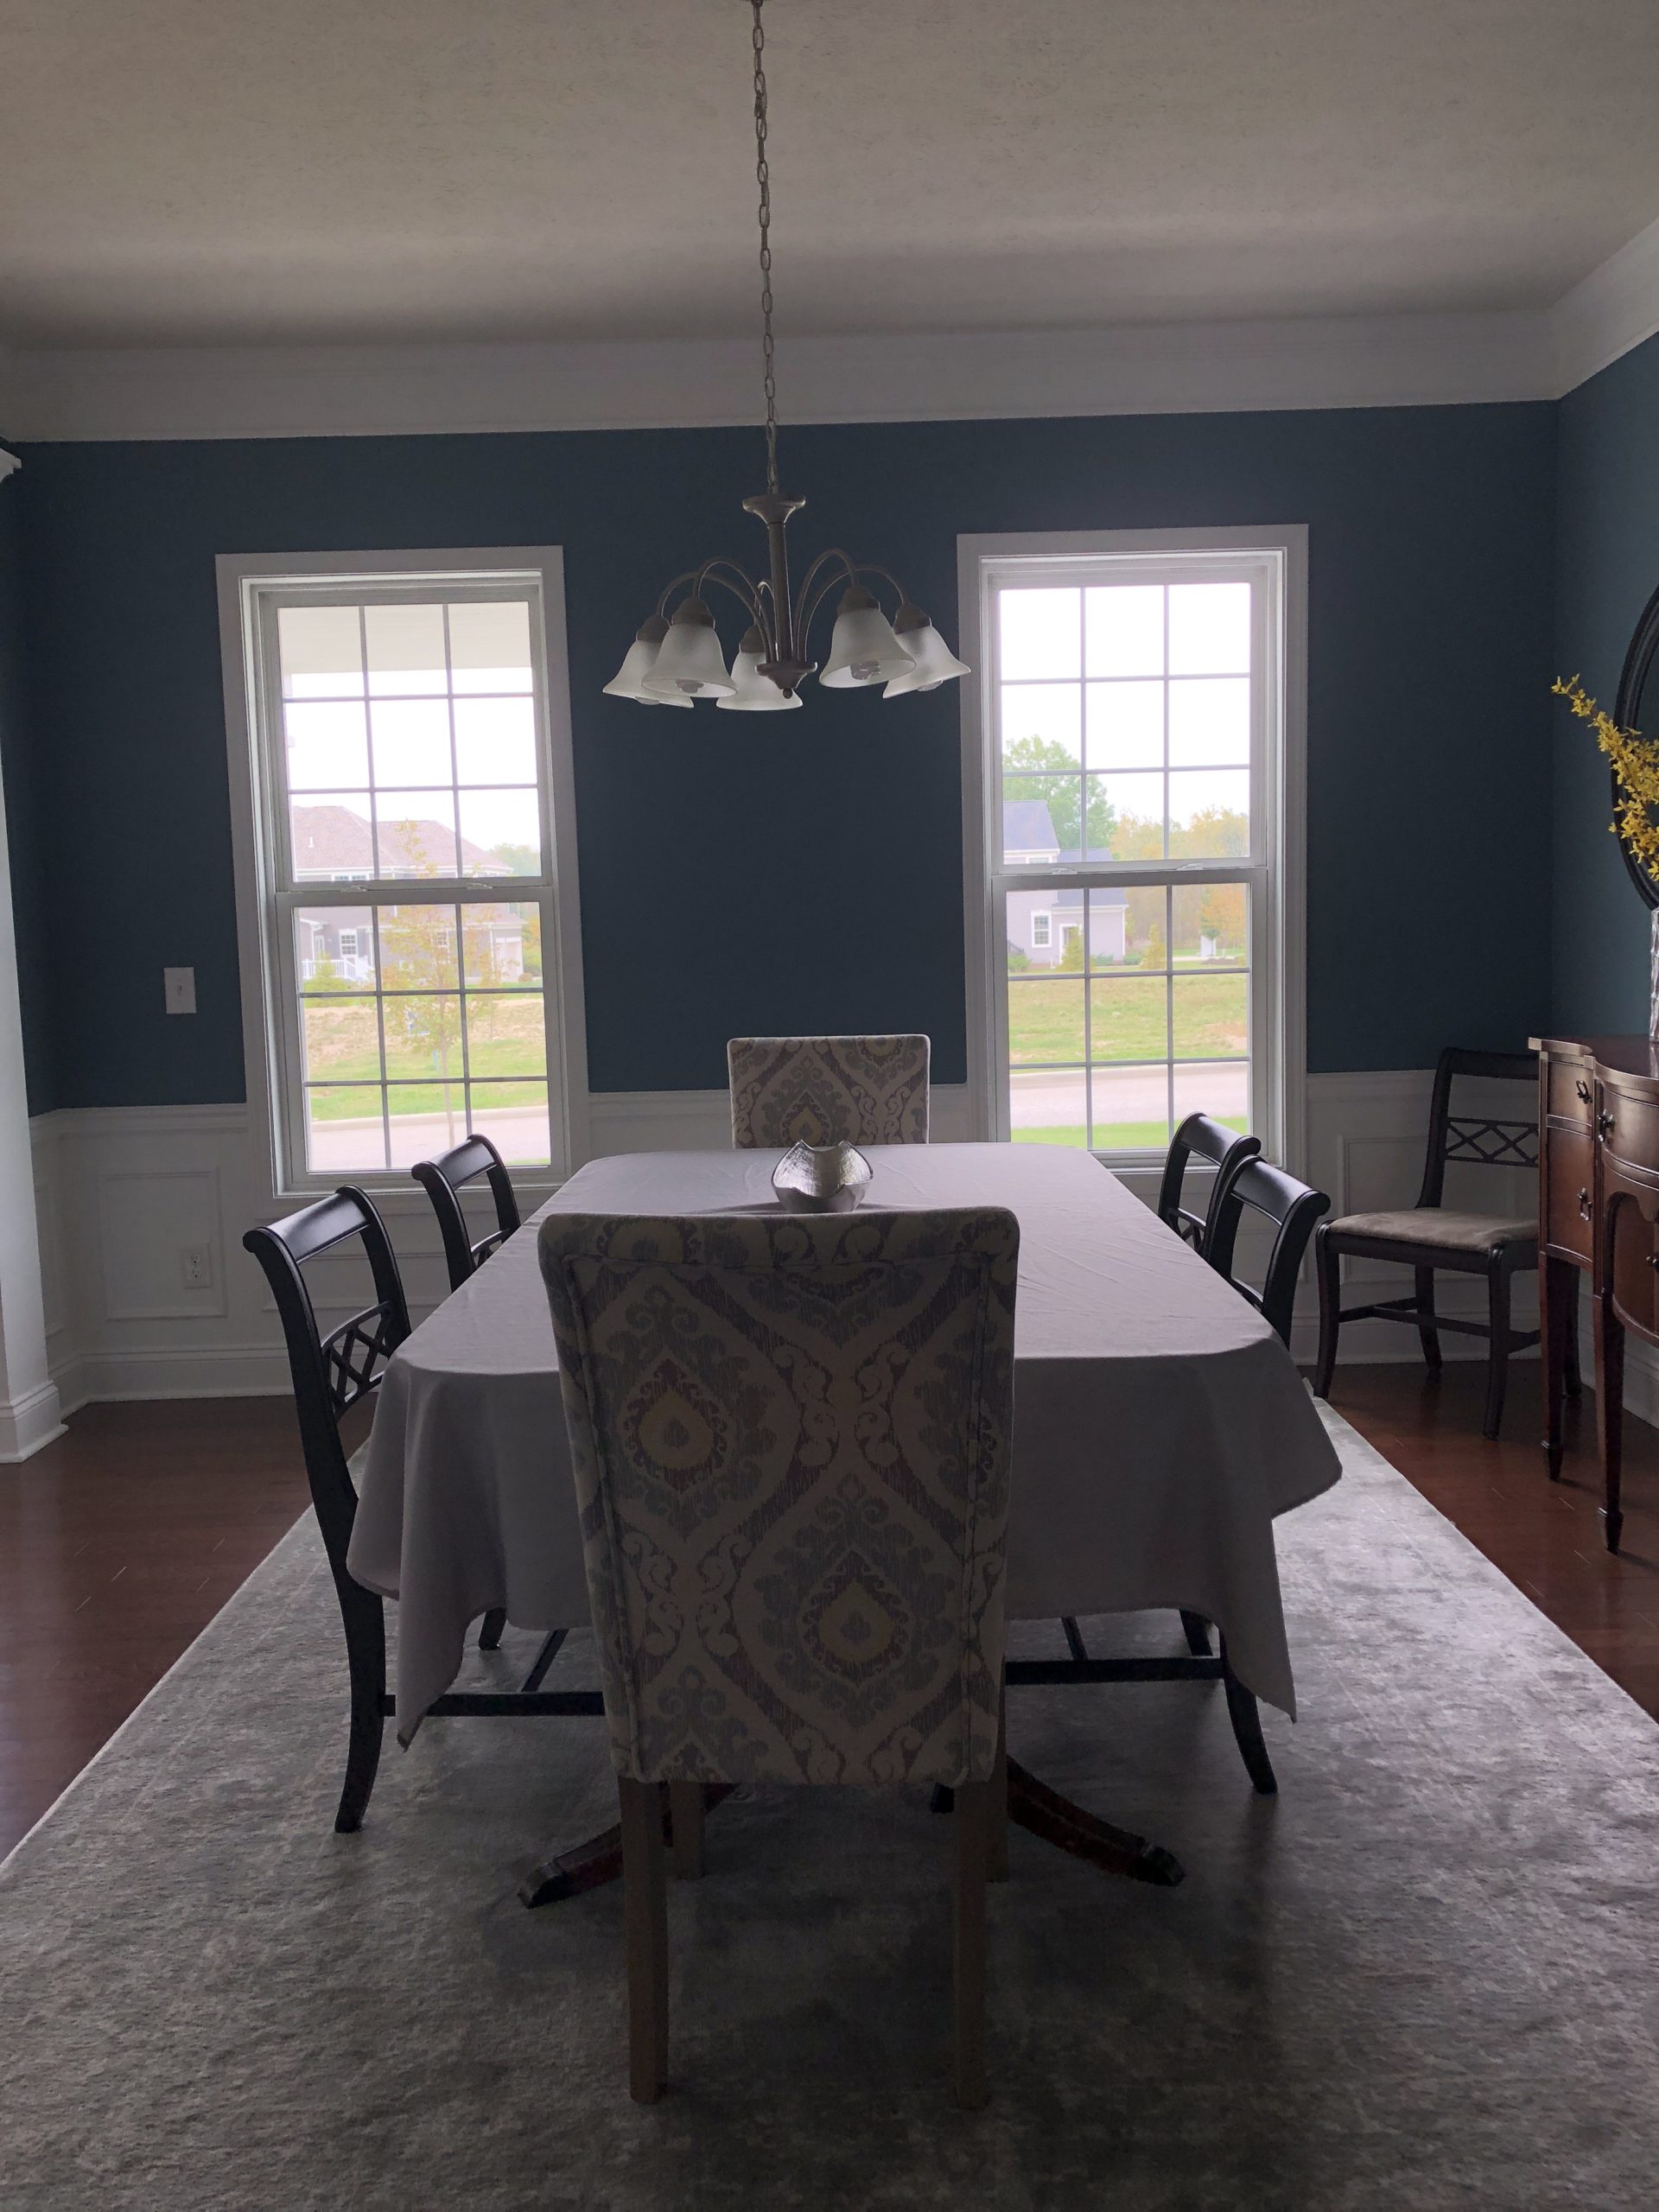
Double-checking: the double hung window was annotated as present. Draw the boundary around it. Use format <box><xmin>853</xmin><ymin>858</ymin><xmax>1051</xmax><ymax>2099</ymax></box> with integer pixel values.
<box><xmin>221</xmin><ymin>552</ymin><xmax>586</xmax><ymax>1197</ymax></box>
<box><xmin>962</xmin><ymin>529</ymin><xmax>1304</xmax><ymax>1167</ymax></box>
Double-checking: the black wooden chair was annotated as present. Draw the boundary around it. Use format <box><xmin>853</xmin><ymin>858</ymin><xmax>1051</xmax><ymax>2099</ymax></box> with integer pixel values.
<box><xmin>244</xmin><ymin>1185</ymin><xmax>597</xmax><ymax>1834</ymax></box>
<box><xmin>1312</xmin><ymin>1046</ymin><xmax>1554</xmax><ymax>1440</ymax></box>
<box><xmin>1156</xmin><ymin>1111</ymin><xmax>1262</xmax><ymax>1257</ymax></box>
<box><xmin>1159</xmin><ymin>1154</ymin><xmax>1330</xmax><ymax>1787</ymax></box>
<box><xmin>411</xmin><ymin>1133</ymin><xmax>522</xmax><ymax>1294</ymax></box>
<box><xmin>1208</xmin><ymin>1156</ymin><xmax>1332</xmax><ymax>1349</ymax></box>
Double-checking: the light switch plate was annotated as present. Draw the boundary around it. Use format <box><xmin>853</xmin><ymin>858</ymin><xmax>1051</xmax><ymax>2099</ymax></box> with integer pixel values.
<box><xmin>163</xmin><ymin>966</ymin><xmax>196</xmax><ymax>1015</ymax></box>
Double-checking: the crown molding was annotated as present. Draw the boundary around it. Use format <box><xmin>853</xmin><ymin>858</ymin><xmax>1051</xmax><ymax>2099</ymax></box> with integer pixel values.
<box><xmin>0</xmin><ymin>308</ymin><xmax>1559</xmax><ymax>445</ymax></box>
<box><xmin>1551</xmin><ymin>210</ymin><xmax>1659</xmax><ymax>393</ymax></box>
<box><xmin>6</xmin><ymin>213</ymin><xmax>1659</xmax><ymax>445</ymax></box>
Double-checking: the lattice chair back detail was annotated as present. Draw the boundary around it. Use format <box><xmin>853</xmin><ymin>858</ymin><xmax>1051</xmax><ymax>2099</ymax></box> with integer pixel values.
<box><xmin>727</xmin><ymin>1033</ymin><xmax>931</xmax><ymax>1149</ymax></box>
<box><xmin>1418</xmin><ymin>1050</ymin><xmax>1541</xmax><ymax>1200</ymax></box>
<box><xmin>540</xmin><ymin>1205</ymin><xmax>1017</xmax><ymax>1788</ymax></box>
<box><xmin>411</xmin><ymin>1134</ymin><xmax>523</xmax><ymax>1294</ymax></box>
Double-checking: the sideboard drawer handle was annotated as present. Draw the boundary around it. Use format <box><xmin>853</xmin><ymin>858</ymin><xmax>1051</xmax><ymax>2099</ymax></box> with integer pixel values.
<box><xmin>1598</xmin><ymin>1109</ymin><xmax>1616</xmax><ymax>1141</ymax></box>
<box><xmin>1579</xmin><ymin>1188</ymin><xmax>1592</xmax><ymax>1222</ymax></box>
<box><xmin>1576</xmin><ymin>1079</ymin><xmax>1592</xmax><ymax>1103</ymax></box>
<box><xmin>1648</xmin><ymin>1254</ymin><xmax>1659</xmax><ymax>1272</ymax></box>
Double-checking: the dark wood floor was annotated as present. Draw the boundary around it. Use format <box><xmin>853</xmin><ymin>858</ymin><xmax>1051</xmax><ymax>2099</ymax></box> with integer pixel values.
<box><xmin>3</xmin><ymin>1364</ymin><xmax>1658</xmax><ymax>1861</ymax></box>
<box><xmin>0</xmin><ymin>1400</ymin><xmax>312</xmax><ymax>1858</ymax></box>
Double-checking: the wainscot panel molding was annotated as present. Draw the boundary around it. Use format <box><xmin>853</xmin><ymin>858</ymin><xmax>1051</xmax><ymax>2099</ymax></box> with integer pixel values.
<box><xmin>31</xmin><ymin>1072</ymin><xmax>1647</xmax><ymax>1415</ymax></box>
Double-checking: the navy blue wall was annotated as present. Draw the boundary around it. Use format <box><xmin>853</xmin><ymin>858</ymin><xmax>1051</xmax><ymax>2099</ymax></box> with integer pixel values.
<box><xmin>0</xmin><ymin>473</ymin><xmax>53</xmax><ymax>1115</ymax></box>
<box><xmin>10</xmin><ymin>403</ymin><xmax>1557</xmax><ymax>1107</ymax></box>
<box><xmin>1553</xmin><ymin>331</ymin><xmax>1659</xmax><ymax>1031</ymax></box>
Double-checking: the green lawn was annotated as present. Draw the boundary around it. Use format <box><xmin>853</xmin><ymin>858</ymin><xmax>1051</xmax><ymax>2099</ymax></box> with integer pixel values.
<box><xmin>1008</xmin><ymin>969</ymin><xmax>1247</xmax><ymax>1064</ymax></box>
<box><xmin>301</xmin><ymin>992</ymin><xmax>546</xmax><ymax>1115</ymax></box>
<box><xmin>1014</xmin><ymin>1115</ymin><xmax>1247</xmax><ymax>1151</ymax></box>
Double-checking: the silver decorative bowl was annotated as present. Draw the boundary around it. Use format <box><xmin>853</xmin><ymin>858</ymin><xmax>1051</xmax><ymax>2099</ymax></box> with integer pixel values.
<box><xmin>771</xmin><ymin>1139</ymin><xmax>874</xmax><ymax>1213</ymax></box>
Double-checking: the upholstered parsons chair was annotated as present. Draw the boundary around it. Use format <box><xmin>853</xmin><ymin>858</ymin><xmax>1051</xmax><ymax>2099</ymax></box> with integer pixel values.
<box><xmin>727</xmin><ymin>1033</ymin><xmax>931</xmax><ymax>1147</ymax></box>
<box><xmin>538</xmin><ymin>1204</ymin><xmax>1018</xmax><ymax>2108</ymax></box>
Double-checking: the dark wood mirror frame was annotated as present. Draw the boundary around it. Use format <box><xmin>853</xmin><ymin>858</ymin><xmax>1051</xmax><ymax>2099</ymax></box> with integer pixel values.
<box><xmin>1612</xmin><ymin>575</ymin><xmax>1659</xmax><ymax>912</ymax></box>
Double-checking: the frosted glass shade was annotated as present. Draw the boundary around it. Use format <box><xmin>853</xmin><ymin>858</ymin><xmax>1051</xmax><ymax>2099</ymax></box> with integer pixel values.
<box><xmin>717</xmin><ymin>626</ymin><xmax>803</xmax><ymax>711</ymax></box>
<box><xmin>604</xmin><ymin>617</ymin><xmax>692</xmax><ymax>707</ymax></box>
<box><xmin>885</xmin><ymin>608</ymin><xmax>971</xmax><ymax>696</ymax></box>
<box><xmin>643</xmin><ymin>599</ymin><xmax>735</xmax><ymax>698</ymax></box>
<box><xmin>819</xmin><ymin>585</ymin><xmax>914</xmax><ymax>689</ymax></box>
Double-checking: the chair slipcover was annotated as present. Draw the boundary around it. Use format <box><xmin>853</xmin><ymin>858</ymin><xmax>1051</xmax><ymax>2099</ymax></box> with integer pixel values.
<box><xmin>539</xmin><ymin>1206</ymin><xmax>1017</xmax><ymax>1791</ymax></box>
<box><xmin>727</xmin><ymin>1033</ymin><xmax>931</xmax><ymax>1148</ymax></box>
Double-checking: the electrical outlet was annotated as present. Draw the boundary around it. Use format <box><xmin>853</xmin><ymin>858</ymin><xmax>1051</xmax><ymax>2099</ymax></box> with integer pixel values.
<box><xmin>164</xmin><ymin>967</ymin><xmax>196</xmax><ymax>1015</ymax></box>
<box><xmin>180</xmin><ymin>1246</ymin><xmax>212</xmax><ymax>1289</ymax></box>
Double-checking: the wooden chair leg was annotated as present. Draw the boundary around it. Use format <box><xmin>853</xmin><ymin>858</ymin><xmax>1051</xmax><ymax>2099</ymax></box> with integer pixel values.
<box><xmin>334</xmin><ymin>1580</ymin><xmax>386</xmax><ymax>1834</ymax></box>
<box><xmin>1179</xmin><ymin>1609</ymin><xmax>1212</xmax><ymax>1656</ymax></box>
<box><xmin>1313</xmin><ymin>1228</ymin><xmax>1341</xmax><ymax>1399</ymax></box>
<box><xmin>668</xmin><ymin>1781</ymin><xmax>704</xmax><ymax>1880</ymax></box>
<box><xmin>1220</xmin><ymin>1635</ymin><xmax>1277</xmax><ymax>1796</ymax></box>
<box><xmin>479</xmin><ymin>1605</ymin><xmax>507</xmax><ymax>1650</ymax></box>
<box><xmin>620</xmin><ymin>1778</ymin><xmax>668</xmax><ymax>2102</ymax></box>
<box><xmin>1414</xmin><ymin>1265</ymin><xmax>1443</xmax><ymax>1376</ymax></box>
<box><xmin>1483</xmin><ymin>1264</ymin><xmax>1512</xmax><ymax>1440</ymax></box>
<box><xmin>988</xmin><ymin>1695</ymin><xmax>1009</xmax><ymax>1884</ymax></box>
<box><xmin>953</xmin><ymin>1777</ymin><xmax>990</xmax><ymax>2110</ymax></box>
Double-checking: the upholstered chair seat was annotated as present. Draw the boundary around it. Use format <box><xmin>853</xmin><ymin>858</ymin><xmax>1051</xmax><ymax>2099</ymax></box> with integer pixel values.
<box><xmin>727</xmin><ymin>1033</ymin><xmax>931</xmax><ymax>1148</ymax></box>
<box><xmin>539</xmin><ymin>1204</ymin><xmax>1017</xmax><ymax>2108</ymax></box>
<box><xmin>1324</xmin><ymin>1208</ymin><xmax>1536</xmax><ymax>1255</ymax></box>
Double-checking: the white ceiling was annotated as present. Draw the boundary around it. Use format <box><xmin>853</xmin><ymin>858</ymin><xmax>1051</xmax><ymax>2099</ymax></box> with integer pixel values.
<box><xmin>3</xmin><ymin>0</ymin><xmax>1659</xmax><ymax>352</ymax></box>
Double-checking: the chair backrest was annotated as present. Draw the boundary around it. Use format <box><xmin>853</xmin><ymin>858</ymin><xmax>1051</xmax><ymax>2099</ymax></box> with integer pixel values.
<box><xmin>410</xmin><ymin>1134</ymin><xmax>522</xmax><ymax>1293</ymax></box>
<box><xmin>243</xmin><ymin>1185</ymin><xmax>410</xmax><ymax>1572</ymax></box>
<box><xmin>1206</xmin><ymin>1159</ymin><xmax>1331</xmax><ymax>1346</ymax></box>
<box><xmin>1416</xmin><ymin>1046</ymin><xmax>1539</xmax><ymax>1210</ymax></box>
<box><xmin>727</xmin><ymin>1033</ymin><xmax>931</xmax><ymax>1148</ymax></box>
<box><xmin>538</xmin><ymin>1205</ymin><xmax>1018</xmax><ymax>1791</ymax></box>
<box><xmin>1156</xmin><ymin>1112</ymin><xmax>1262</xmax><ymax>1255</ymax></box>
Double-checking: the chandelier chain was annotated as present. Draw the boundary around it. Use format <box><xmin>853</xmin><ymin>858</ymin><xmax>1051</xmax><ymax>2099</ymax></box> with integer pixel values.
<box><xmin>752</xmin><ymin>0</ymin><xmax>779</xmax><ymax>494</ymax></box>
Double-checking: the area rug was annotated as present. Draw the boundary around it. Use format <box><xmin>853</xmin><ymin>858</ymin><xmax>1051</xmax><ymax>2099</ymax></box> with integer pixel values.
<box><xmin>3</xmin><ymin>1406</ymin><xmax>1659</xmax><ymax>2210</ymax></box>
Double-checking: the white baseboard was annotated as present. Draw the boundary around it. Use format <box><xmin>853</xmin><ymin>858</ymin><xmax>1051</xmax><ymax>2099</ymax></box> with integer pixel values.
<box><xmin>21</xmin><ymin>1069</ymin><xmax>1596</xmax><ymax>1415</ymax></box>
<box><xmin>0</xmin><ymin>1376</ymin><xmax>67</xmax><ymax>1461</ymax></box>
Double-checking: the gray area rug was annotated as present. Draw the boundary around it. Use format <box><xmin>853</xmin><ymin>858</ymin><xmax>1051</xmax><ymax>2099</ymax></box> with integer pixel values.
<box><xmin>3</xmin><ymin>1406</ymin><xmax>1659</xmax><ymax>2210</ymax></box>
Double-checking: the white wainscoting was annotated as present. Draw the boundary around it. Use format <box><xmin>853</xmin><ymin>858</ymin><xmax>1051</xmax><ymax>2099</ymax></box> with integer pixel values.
<box><xmin>25</xmin><ymin>1071</ymin><xmax>1649</xmax><ymax>1419</ymax></box>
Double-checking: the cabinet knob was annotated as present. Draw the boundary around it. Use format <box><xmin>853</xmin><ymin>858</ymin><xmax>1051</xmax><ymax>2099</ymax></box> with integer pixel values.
<box><xmin>1598</xmin><ymin>1109</ymin><xmax>1616</xmax><ymax>1141</ymax></box>
<box><xmin>1579</xmin><ymin>1188</ymin><xmax>1592</xmax><ymax>1222</ymax></box>
<box><xmin>1576</xmin><ymin>1079</ymin><xmax>1592</xmax><ymax>1103</ymax></box>
<box><xmin>1648</xmin><ymin>1254</ymin><xmax>1659</xmax><ymax>1272</ymax></box>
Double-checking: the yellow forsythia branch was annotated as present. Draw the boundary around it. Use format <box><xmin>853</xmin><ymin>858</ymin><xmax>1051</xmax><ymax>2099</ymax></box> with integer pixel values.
<box><xmin>1554</xmin><ymin>674</ymin><xmax>1659</xmax><ymax>879</ymax></box>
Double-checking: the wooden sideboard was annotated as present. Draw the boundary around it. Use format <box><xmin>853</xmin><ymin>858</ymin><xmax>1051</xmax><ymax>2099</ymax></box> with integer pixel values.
<box><xmin>1535</xmin><ymin>1032</ymin><xmax>1659</xmax><ymax>1550</ymax></box>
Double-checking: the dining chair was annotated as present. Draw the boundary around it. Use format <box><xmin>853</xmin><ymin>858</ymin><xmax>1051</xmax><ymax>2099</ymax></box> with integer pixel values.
<box><xmin>538</xmin><ymin>1204</ymin><xmax>1019</xmax><ymax>2108</ymax></box>
<box><xmin>1313</xmin><ymin>1046</ymin><xmax>1546</xmax><ymax>1439</ymax></box>
<box><xmin>1155</xmin><ymin>1111</ymin><xmax>1262</xmax><ymax>1256</ymax></box>
<box><xmin>1166</xmin><ymin>1154</ymin><xmax>1329</xmax><ymax>1789</ymax></box>
<box><xmin>245</xmin><ymin>1186</ymin><xmax>595</xmax><ymax>1834</ymax></box>
<box><xmin>726</xmin><ymin>1033</ymin><xmax>931</xmax><ymax>1147</ymax></box>
<box><xmin>410</xmin><ymin>1132</ymin><xmax>522</xmax><ymax>1294</ymax></box>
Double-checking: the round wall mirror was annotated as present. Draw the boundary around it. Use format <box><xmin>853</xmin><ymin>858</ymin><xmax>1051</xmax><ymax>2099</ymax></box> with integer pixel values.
<box><xmin>1613</xmin><ymin>578</ymin><xmax>1659</xmax><ymax>912</ymax></box>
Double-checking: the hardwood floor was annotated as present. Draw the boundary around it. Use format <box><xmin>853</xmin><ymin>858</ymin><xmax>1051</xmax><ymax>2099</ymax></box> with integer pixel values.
<box><xmin>1322</xmin><ymin>1358</ymin><xmax>1659</xmax><ymax>1722</ymax></box>
<box><xmin>3</xmin><ymin>1364</ymin><xmax>1658</xmax><ymax>1862</ymax></box>
<box><xmin>0</xmin><ymin>1400</ymin><xmax>311</xmax><ymax>1858</ymax></box>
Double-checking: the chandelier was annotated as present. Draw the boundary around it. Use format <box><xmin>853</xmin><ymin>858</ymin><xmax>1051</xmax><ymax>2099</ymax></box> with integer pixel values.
<box><xmin>604</xmin><ymin>0</ymin><xmax>969</xmax><ymax>712</ymax></box>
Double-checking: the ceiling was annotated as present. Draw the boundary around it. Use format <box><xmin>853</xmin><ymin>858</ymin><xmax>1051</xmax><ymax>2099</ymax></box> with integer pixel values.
<box><xmin>2</xmin><ymin>0</ymin><xmax>1658</xmax><ymax>352</ymax></box>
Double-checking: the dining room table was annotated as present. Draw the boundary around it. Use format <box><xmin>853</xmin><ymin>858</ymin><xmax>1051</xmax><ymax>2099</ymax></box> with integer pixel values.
<box><xmin>346</xmin><ymin>1141</ymin><xmax>1342</xmax><ymax>1897</ymax></box>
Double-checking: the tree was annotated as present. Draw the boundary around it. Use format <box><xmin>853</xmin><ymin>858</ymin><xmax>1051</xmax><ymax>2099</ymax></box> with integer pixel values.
<box><xmin>1057</xmin><ymin>923</ymin><xmax>1085</xmax><ymax>971</ymax></box>
<box><xmin>1141</xmin><ymin>920</ymin><xmax>1166</xmax><ymax>970</ymax></box>
<box><xmin>1003</xmin><ymin>734</ymin><xmax>1116</xmax><ymax>855</ymax></box>
<box><xmin>489</xmin><ymin>842</ymin><xmax>539</xmax><ymax>876</ymax></box>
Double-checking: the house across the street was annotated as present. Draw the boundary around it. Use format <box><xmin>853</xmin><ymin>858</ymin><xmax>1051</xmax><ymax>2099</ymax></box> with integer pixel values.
<box><xmin>1003</xmin><ymin>798</ymin><xmax>1128</xmax><ymax>966</ymax></box>
<box><xmin>291</xmin><ymin>804</ymin><xmax>531</xmax><ymax>985</ymax></box>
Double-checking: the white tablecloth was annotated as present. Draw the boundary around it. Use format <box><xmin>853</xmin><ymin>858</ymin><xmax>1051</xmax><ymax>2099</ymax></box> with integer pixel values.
<box><xmin>348</xmin><ymin>1144</ymin><xmax>1341</xmax><ymax>1729</ymax></box>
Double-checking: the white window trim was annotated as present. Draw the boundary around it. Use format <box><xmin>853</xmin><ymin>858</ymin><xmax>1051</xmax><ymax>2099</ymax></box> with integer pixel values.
<box><xmin>218</xmin><ymin>546</ymin><xmax>591</xmax><ymax>1206</ymax></box>
<box><xmin>957</xmin><ymin>524</ymin><xmax>1307</xmax><ymax>1187</ymax></box>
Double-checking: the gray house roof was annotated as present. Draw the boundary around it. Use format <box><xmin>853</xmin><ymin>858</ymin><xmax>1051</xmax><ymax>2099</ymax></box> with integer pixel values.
<box><xmin>1002</xmin><ymin>798</ymin><xmax>1058</xmax><ymax>853</ymax></box>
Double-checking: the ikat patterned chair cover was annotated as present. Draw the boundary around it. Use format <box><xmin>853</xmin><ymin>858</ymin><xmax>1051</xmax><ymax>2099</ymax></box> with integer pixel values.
<box><xmin>727</xmin><ymin>1033</ymin><xmax>931</xmax><ymax>1148</ymax></box>
<box><xmin>538</xmin><ymin>1206</ymin><xmax>1018</xmax><ymax>1790</ymax></box>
